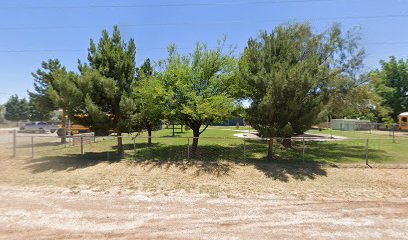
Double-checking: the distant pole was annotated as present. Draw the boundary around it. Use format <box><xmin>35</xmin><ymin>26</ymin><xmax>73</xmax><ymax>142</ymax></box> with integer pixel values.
<box><xmin>302</xmin><ymin>137</ymin><xmax>305</xmax><ymax>163</ymax></box>
<box><xmin>68</xmin><ymin>119</ymin><xmax>72</xmax><ymax>144</ymax></box>
<box><xmin>133</xmin><ymin>137</ymin><xmax>137</xmax><ymax>160</ymax></box>
<box><xmin>329</xmin><ymin>118</ymin><xmax>333</xmax><ymax>138</ymax></box>
<box><xmin>80</xmin><ymin>135</ymin><xmax>84</xmax><ymax>155</ymax></box>
<box><xmin>326</xmin><ymin>117</ymin><xmax>329</xmax><ymax>130</ymax></box>
<box><xmin>365</xmin><ymin>138</ymin><xmax>369</xmax><ymax>166</ymax></box>
<box><xmin>243</xmin><ymin>137</ymin><xmax>247</xmax><ymax>165</ymax></box>
<box><xmin>187</xmin><ymin>137</ymin><xmax>190</xmax><ymax>160</ymax></box>
<box><xmin>13</xmin><ymin>129</ymin><xmax>16</xmax><ymax>158</ymax></box>
<box><xmin>393</xmin><ymin>125</ymin><xmax>395</xmax><ymax>143</ymax></box>
<box><xmin>31</xmin><ymin>136</ymin><xmax>34</xmax><ymax>159</ymax></box>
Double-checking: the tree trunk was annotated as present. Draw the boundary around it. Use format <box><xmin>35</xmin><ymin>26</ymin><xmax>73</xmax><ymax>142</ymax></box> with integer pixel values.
<box><xmin>191</xmin><ymin>126</ymin><xmax>200</xmax><ymax>155</ymax></box>
<box><xmin>147</xmin><ymin>125</ymin><xmax>152</xmax><ymax>145</ymax></box>
<box><xmin>172</xmin><ymin>123</ymin><xmax>175</xmax><ymax>137</ymax></box>
<box><xmin>267</xmin><ymin>138</ymin><xmax>273</xmax><ymax>160</ymax></box>
<box><xmin>180</xmin><ymin>124</ymin><xmax>183</xmax><ymax>133</ymax></box>
<box><xmin>117</xmin><ymin>130</ymin><xmax>124</xmax><ymax>156</ymax></box>
<box><xmin>61</xmin><ymin>109</ymin><xmax>66</xmax><ymax>144</ymax></box>
<box><xmin>282</xmin><ymin>138</ymin><xmax>292</xmax><ymax>148</ymax></box>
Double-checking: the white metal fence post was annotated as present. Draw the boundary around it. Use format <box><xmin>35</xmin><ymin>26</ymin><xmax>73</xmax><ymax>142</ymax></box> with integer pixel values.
<box><xmin>365</xmin><ymin>138</ymin><xmax>369</xmax><ymax>166</ymax></box>
<box><xmin>243</xmin><ymin>137</ymin><xmax>247</xmax><ymax>165</ymax></box>
<box><xmin>393</xmin><ymin>125</ymin><xmax>395</xmax><ymax>143</ymax></box>
<box><xmin>302</xmin><ymin>137</ymin><xmax>305</xmax><ymax>163</ymax></box>
<box><xmin>12</xmin><ymin>129</ymin><xmax>16</xmax><ymax>158</ymax></box>
<box><xmin>187</xmin><ymin>137</ymin><xmax>190</xmax><ymax>160</ymax></box>
<box><xmin>133</xmin><ymin>137</ymin><xmax>137</xmax><ymax>161</ymax></box>
<box><xmin>31</xmin><ymin>136</ymin><xmax>34</xmax><ymax>159</ymax></box>
<box><xmin>80</xmin><ymin>135</ymin><xmax>84</xmax><ymax>155</ymax></box>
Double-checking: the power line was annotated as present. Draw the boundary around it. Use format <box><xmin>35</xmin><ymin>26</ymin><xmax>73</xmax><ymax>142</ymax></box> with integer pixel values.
<box><xmin>0</xmin><ymin>48</ymin><xmax>177</xmax><ymax>53</ymax></box>
<box><xmin>2</xmin><ymin>41</ymin><xmax>408</xmax><ymax>53</ymax></box>
<box><xmin>364</xmin><ymin>41</ymin><xmax>408</xmax><ymax>46</ymax></box>
<box><xmin>0</xmin><ymin>49</ymin><xmax>84</xmax><ymax>53</ymax></box>
<box><xmin>0</xmin><ymin>0</ymin><xmax>337</xmax><ymax>10</ymax></box>
<box><xmin>1</xmin><ymin>13</ymin><xmax>408</xmax><ymax>31</ymax></box>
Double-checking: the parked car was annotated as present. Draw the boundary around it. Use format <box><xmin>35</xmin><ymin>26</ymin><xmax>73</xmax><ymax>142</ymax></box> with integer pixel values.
<box><xmin>19</xmin><ymin>122</ymin><xmax>58</xmax><ymax>134</ymax></box>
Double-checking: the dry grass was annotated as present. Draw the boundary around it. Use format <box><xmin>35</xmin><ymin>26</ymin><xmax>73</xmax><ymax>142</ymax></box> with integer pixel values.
<box><xmin>1</xmin><ymin>153</ymin><xmax>408</xmax><ymax>201</ymax></box>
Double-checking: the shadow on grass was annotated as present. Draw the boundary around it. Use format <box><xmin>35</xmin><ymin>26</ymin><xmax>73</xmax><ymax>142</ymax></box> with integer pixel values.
<box><xmin>24</xmin><ymin>151</ymin><xmax>121</xmax><ymax>174</ymax></box>
<box><xmin>17</xmin><ymin>141</ymin><xmax>62</xmax><ymax>148</ymax></box>
<box><xmin>253</xmin><ymin>161</ymin><xmax>328</xmax><ymax>182</ymax></box>
<box><xmin>303</xmin><ymin>141</ymin><xmax>389</xmax><ymax>163</ymax></box>
<box><xmin>128</xmin><ymin>160</ymin><xmax>233</xmax><ymax>177</ymax></box>
<box><xmin>25</xmin><ymin>138</ymin><xmax>391</xmax><ymax>181</ymax></box>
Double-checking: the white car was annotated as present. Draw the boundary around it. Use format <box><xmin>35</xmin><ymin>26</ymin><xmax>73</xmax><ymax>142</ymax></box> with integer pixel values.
<box><xmin>19</xmin><ymin>122</ymin><xmax>58</xmax><ymax>134</ymax></box>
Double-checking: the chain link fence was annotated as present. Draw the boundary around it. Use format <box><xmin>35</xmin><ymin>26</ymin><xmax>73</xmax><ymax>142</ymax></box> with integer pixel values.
<box><xmin>329</xmin><ymin>122</ymin><xmax>406</xmax><ymax>137</ymax></box>
<box><xmin>3</xmin><ymin>130</ymin><xmax>407</xmax><ymax>167</ymax></box>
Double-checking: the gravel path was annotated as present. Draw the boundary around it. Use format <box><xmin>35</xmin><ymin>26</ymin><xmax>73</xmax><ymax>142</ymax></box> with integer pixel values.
<box><xmin>1</xmin><ymin>186</ymin><xmax>407</xmax><ymax>239</ymax></box>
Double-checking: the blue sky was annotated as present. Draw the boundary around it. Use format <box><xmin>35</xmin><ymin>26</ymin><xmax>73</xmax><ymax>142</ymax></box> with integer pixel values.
<box><xmin>1</xmin><ymin>0</ymin><xmax>408</xmax><ymax>104</ymax></box>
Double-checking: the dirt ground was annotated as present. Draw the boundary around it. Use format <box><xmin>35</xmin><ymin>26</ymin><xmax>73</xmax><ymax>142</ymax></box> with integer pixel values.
<box><xmin>1</xmin><ymin>185</ymin><xmax>407</xmax><ymax>240</ymax></box>
<box><xmin>0</xmin><ymin>132</ymin><xmax>408</xmax><ymax>239</ymax></box>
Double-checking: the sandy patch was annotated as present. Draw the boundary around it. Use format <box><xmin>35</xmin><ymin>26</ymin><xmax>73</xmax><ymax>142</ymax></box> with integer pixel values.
<box><xmin>233</xmin><ymin>132</ymin><xmax>348</xmax><ymax>141</ymax></box>
<box><xmin>0</xmin><ymin>185</ymin><xmax>407</xmax><ymax>239</ymax></box>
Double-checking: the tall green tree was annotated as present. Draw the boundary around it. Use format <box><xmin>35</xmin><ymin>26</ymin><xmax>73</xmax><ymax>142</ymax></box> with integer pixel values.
<box><xmin>321</xmin><ymin>74</ymin><xmax>389</xmax><ymax>122</ymax></box>
<box><xmin>47</xmin><ymin>69</ymin><xmax>83</xmax><ymax>123</ymax></box>
<box><xmin>316</xmin><ymin>26</ymin><xmax>388</xmax><ymax>122</ymax></box>
<box><xmin>76</xmin><ymin>26</ymin><xmax>138</xmax><ymax>155</ymax></box>
<box><xmin>28</xmin><ymin>59</ymin><xmax>64</xmax><ymax>115</ymax></box>
<box><xmin>134</xmin><ymin>78</ymin><xmax>164</xmax><ymax>144</ymax></box>
<box><xmin>371</xmin><ymin>57</ymin><xmax>408</xmax><ymax>119</ymax></box>
<box><xmin>28</xmin><ymin>98</ymin><xmax>52</xmax><ymax>121</ymax></box>
<box><xmin>239</xmin><ymin>23</ymin><xmax>364</xmax><ymax>158</ymax></box>
<box><xmin>4</xmin><ymin>95</ymin><xmax>30</xmax><ymax>121</ymax></box>
<box><xmin>136</xmin><ymin>58</ymin><xmax>154</xmax><ymax>78</ymax></box>
<box><xmin>133</xmin><ymin>59</ymin><xmax>164</xmax><ymax>144</ymax></box>
<box><xmin>160</xmin><ymin>40</ymin><xmax>238</xmax><ymax>152</ymax></box>
<box><xmin>29</xmin><ymin>59</ymin><xmax>67</xmax><ymax>142</ymax></box>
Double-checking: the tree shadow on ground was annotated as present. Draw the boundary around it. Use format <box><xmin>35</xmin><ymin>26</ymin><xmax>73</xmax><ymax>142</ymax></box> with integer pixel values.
<box><xmin>24</xmin><ymin>151</ymin><xmax>121</xmax><ymax>173</ymax></box>
<box><xmin>17</xmin><ymin>141</ymin><xmax>62</xmax><ymax>148</ymax></box>
<box><xmin>252</xmin><ymin>161</ymin><xmax>328</xmax><ymax>182</ymax></box>
<box><xmin>25</xmin><ymin>138</ymin><xmax>390</xmax><ymax>181</ymax></box>
<box><xmin>303</xmin><ymin>141</ymin><xmax>389</xmax><ymax>163</ymax></box>
<box><xmin>122</xmin><ymin>142</ymin><xmax>239</xmax><ymax>176</ymax></box>
<box><xmin>245</xmin><ymin>139</ymin><xmax>389</xmax><ymax>163</ymax></box>
<box><xmin>127</xmin><ymin>160</ymin><xmax>233</xmax><ymax>177</ymax></box>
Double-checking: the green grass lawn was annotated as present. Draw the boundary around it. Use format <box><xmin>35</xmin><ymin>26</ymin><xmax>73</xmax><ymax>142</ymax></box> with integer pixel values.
<box><xmin>305</xmin><ymin>129</ymin><xmax>408</xmax><ymax>164</ymax></box>
<box><xmin>26</xmin><ymin>126</ymin><xmax>408</xmax><ymax>165</ymax></box>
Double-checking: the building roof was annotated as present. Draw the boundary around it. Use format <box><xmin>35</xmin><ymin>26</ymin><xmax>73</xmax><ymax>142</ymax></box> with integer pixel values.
<box><xmin>332</xmin><ymin>119</ymin><xmax>370</xmax><ymax>122</ymax></box>
<box><xmin>399</xmin><ymin>112</ymin><xmax>408</xmax><ymax>117</ymax></box>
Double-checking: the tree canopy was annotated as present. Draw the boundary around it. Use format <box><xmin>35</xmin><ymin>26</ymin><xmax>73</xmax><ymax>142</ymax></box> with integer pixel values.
<box><xmin>159</xmin><ymin>39</ymin><xmax>238</xmax><ymax>151</ymax></box>
<box><xmin>28</xmin><ymin>59</ymin><xmax>65</xmax><ymax>115</ymax></box>
<box><xmin>49</xmin><ymin>26</ymin><xmax>138</xmax><ymax>154</ymax></box>
<box><xmin>370</xmin><ymin>56</ymin><xmax>408</xmax><ymax>120</ymax></box>
<box><xmin>133</xmin><ymin>59</ymin><xmax>165</xmax><ymax>144</ymax></box>
<box><xmin>27</xmin><ymin>23</ymin><xmax>408</xmax><ymax>160</ymax></box>
<box><xmin>239</xmin><ymin>23</ymin><xmax>370</xmax><ymax>157</ymax></box>
<box><xmin>4</xmin><ymin>95</ymin><xmax>30</xmax><ymax>121</ymax></box>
